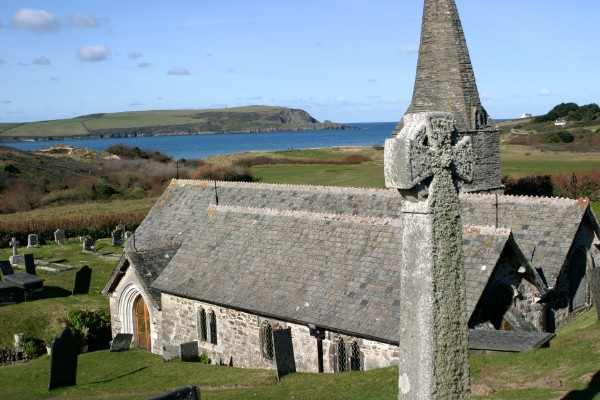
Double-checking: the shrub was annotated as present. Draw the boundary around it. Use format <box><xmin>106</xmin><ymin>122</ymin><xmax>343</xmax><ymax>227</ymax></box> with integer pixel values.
<box><xmin>344</xmin><ymin>154</ymin><xmax>372</xmax><ymax>164</ymax></box>
<box><xmin>199</xmin><ymin>353</ymin><xmax>212</xmax><ymax>364</ymax></box>
<box><xmin>22</xmin><ymin>339</ymin><xmax>45</xmax><ymax>360</ymax></box>
<box><xmin>503</xmin><ymin>175</ymin><xmax>553</xmax><ymax>197</ymax></box>
<box><xmin>193</xmin><ymin>164</ymin><xmax>254</xmax><ymax>182</ymax></box>
<box><xmin>67</xmin><ymin>309</ymin><xmax>111</xmax><ymax>351</ymax></box>
<box><xmin>545</xmin><ymin>131</ymin><xmax>574</xmax><ymax>144</ymax></box>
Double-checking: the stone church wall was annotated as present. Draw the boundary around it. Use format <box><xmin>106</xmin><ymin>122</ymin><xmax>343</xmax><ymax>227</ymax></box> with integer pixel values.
<box><xmin>160</xmin><ymin>293</ymin><xmax>399</xmax><ymax>372</ymax></box>
<box><xmin>108</xmin><ymin>264</ymin><xmax>162</xmax><ymax>355</ymax></box>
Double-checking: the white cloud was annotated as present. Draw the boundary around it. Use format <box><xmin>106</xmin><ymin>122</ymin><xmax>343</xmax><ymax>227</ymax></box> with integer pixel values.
<box><xmin>33</xmin><ymin>56</ymin><xmax>51</xmax><ymax>66</ymax></box>
<box><xmin>77</xmin><ymin>45</ymin><xmax>110</xmax><ymax>62</ymax></box>
<box><xmin>12</xmin><ymin>8</ymin><xmax>60</xmax><ymax>34</ymax></box>
<box><xmin>399</xmin><ymin>44</ymin><xmax>419</xmax><ymax>55</ymax></box>
<box><xmin>538</xmin><ymin>88</ymin><xmax>552</xmax><ymax>97</ymax></box>
<box><xmin>128</xmin><ymin>52</ymin><xmax>143</xmax><ymax>60</ymax></box>
<box><xmin>168</xmin><ymin>68</ymin><xmax>190</xmax><ymax>76</ymax></box>
<box><xmin>67</xmin><ymin>13</ymin><xmax>100</xmax><ymax>28</ymax></box>
<box><xmin>138</xmin><ymin>62</ymin><xmax>151</xmax><ymax>68</ymax></box>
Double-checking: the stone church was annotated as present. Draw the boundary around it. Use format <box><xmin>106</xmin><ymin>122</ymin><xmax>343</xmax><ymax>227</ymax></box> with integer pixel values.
<box><xmin>103</xmin><ymin>0</ymin><xmax>599</xmax><ymax>372</ymax></box>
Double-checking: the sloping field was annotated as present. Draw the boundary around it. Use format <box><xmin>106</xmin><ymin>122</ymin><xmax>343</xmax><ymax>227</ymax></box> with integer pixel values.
<box><xmin>1</xmin><ymin>119</ymin><xmax>88</xmax><ymax>137</ymax></box>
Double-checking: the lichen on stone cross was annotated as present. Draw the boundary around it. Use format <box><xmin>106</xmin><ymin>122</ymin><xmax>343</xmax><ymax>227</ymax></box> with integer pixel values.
<box><xmin>9</xmin><ymin>237</ymin><xmax>19</xmax><ymax>256</ymax></box>
<box><xmin>384</xmin><ymin>112</ymin><xmax>473</xmax><ymax>201</ymax></box>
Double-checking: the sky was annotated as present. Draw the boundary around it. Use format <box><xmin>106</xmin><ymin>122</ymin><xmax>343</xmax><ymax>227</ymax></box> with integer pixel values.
<box><xmin>1</xmin><ymin>0</ymin><xmax>599</xmax><ymax>123</ymax></box>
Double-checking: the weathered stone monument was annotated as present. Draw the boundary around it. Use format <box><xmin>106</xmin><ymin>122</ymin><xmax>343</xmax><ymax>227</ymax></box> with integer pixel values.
<box><xmin>27</xmin><ymin>234</ymin><xmax>39</xmax><ymax>248</ymax></box>
<box><xmin>110</xmin><ymin>333</ymin><xmax>133</xmax><ymax>352</ymax></box>
<box><xmin>180</xmin><ymin>341</ymin><xmax>199</xmax><ymax>362</ymax></box>
<box><xmin>8</xmin><ymin>237</ymin><xmax>24</xmax><ymax>266</ymax></box>
<box><xmin>48</xmin><ymin>326</ymin><xmax>79</xmax><ymax>390</ymax></box>
<box><xmin>273</xmin><ymin>328</ymin><xmax>296</xmax><ymax>380</ymax></box>
<box><xmin>111</xmin><ymin>227</ymin><xmax>124</xmax><ymax>246</ymax></box>
<box><xmin>24</xmin><ymin>253</ymin><xmax>36</xmax><ymax>275</ymax></box>
<box><xmin>83</xmin><ymin>237</ymin><xmax>96</xmax><ymax>252</ymax></box>
<box><xmin>386</xmin><ymin>112</ymin><xmax>472</xmax><ymax>399</ymax></box>
<box><xmin>54</xmin><ymin>229</ymin><xmax>66</xmax><ymax>245</ymax></box>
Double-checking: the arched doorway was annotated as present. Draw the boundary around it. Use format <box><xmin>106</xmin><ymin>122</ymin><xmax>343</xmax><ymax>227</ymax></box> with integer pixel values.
<box><xmin>134</xmin><ymin>296</ymin><xmax>151</xmax><ymax>351</ymax></box>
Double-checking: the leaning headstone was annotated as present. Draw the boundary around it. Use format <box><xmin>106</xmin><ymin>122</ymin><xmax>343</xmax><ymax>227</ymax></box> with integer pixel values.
<box><xmin>180</xmin><ymin>341</ymin><xmax>199</xmax><ymax>362</ymax></box>
<box><xmin>148</xmin><ymin>385</ymin><xmax>201</xmax><ymax>400</ymax></box>
<box><xmin>590</xmin><ymin>268</ymin><xmax>600</xmax><ymax>321</ymax></box>
<box><xmin>0</xmin><ymin>260</ymin><xmax>14</xmax><ymax>276</ymax></box>
<box><xmin>273</xmin><ymin>328</ymin><xmax>296</xmax><ymax>381</ymax></box>
<box><xmin>48</xmin><ymin>326</ymin><xmax>78</xmax><ymax>390</ymax></box>
<box><xmin>385</xmin><ymin>112</ymin><xmax>473</xmax><ymax>399</ymax></box>
<box><xmin>54</xmin><ymin>229</ymin><xmax>65</xmax><ymax>245</ymax></box>
<box><xmin>110</xmin><ymin>333</ymin><xmax>133</xmax><ymax>352</ymax></box>
<box><xmin>24</xmin><ymin>254</ymin><xmax>36</xmax><ymax>275</ymax></box>
<box><xmin>72</xmin><ymin>266</ymin><xmax>92</xmax><ymax>295</ymax></box>
<box><xmin>83</xmin><ymin>237</ymin><xmax>96</xmax><ymax>252</ymax></box>
<box><xmin>27</xmin><ymin>234</ymin><xmax>39</xmax><ymax>248</ymax></box>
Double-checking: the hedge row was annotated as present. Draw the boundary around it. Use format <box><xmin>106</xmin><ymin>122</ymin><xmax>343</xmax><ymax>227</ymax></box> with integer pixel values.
<box><xmin>0</xmin><ymin>211</ymin><xmax>147</xmax><ymax>246</ymax></box>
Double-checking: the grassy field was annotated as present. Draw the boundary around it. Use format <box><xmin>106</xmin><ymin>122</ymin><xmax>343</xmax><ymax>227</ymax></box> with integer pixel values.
<box><xmin>500</xmin><ymin>145</ymin><xmax>600</xmax><ymax>177</ymax></box>
<box><xmin>0</xmin><ymin>239</ymin><xmax>122</xmax><ymax>346</ymax></box>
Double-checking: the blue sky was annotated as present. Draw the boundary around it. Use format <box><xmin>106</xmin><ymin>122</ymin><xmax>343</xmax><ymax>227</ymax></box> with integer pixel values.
<box><xmin>1</xmin><ymin>1</ymin><xmax>598</xmax><ymax>123</ymax></box>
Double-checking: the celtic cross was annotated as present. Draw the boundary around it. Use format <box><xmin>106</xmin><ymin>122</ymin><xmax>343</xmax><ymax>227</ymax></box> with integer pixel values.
<box><xmin>9</xmin><ymin>237</ymin><xmax>19</xmax><ymax>256</ymax></box>
<box><xmin>385</xmin><ymin>112</ymin><xmax>473</xmax><ymax>201</ymax></box>
<box><xmin>384</xmin><ymin>112</ymin><xmax>473</xmax><ymax>399</ymax></box>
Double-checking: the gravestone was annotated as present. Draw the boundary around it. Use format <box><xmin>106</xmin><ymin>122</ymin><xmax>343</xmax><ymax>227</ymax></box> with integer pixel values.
<box><xmin>27</xmin><ymin>234</ymin><xmax>39</xmax><ymax>248</ymax></box>
<box><xmin>24</xmin><ymin>254</ymin><xmax>36</xmax><ymax>275</ymax></box>
<box><xmin>8</xmin><ymin>238</ymin><xmax>24</xmax><ymax>266</ymax></box>
<box><xmin>83</xmin><ymin>237</ymin><xmax>96</xmax><ymax>252</ymax></box>
<box><xmin>110</xmin><ymin>333</ymin><xmax>133</xmax><ymax>352</ymax></box>
<box><xmin>273</xmin><ymin>328</ymin><xmax>296</xmax><ymax>381</ymax></box>
<box><xmin>111</xmin><ymin>228</ymin><xmax>124</xmax><ymax>246</ymax></box>
<box><xmin>48</xmin><ymin>326</ymin><xmax>78</xmax><ymax>390</ymax></box>
<box><xmin>0</xmin><ymin>260</ymin><xmax>14</xmax><ymax>276</ymax></box>
<box><xmin>148</xmin><ymin>385</ymin><xmax>201</xmax><ymax>400</ymax></box>
<box><xmin>180</xmin><ymin>341</ymin><xmax>199</xmax><ymax>362</ymax></box>
<box><xmin>54</xmin><ymin>229</ymin><xmax>65</xmax><ymax>245</ymax></box>
<box><xmin>590</xmin><ymin>268</ymin><xmax>600</xmax><ymax>320</ymax></box>
<box><xmin>72</xmin><ymin>266</ymin><xmax>92</xmax><ymax>295</ymax></box>
<box><xmin>385</xmin><ymin>112</ymin><xmax>472</xmax><ymax>399</ymax></box>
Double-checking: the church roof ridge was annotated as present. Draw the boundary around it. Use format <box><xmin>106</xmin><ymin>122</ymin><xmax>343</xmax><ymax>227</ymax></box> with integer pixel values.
<box><xmin>463</xmin><ymin>225</ymin><xmax>511</xmax><ymax>236</ymax></box>
<box><xmin>172</xmin><ymin>179</ymin><xmax>397</xmax><ymax>195</ymax></box>
<box><xmin>208</xmin><ymin>203</ymin><xmax>403</xmax><ymax>227</ymax></box>
<box><xmin>460</xmin><ymin>192</ymin><xmax>587</xmax><ymax>207</ymax></box>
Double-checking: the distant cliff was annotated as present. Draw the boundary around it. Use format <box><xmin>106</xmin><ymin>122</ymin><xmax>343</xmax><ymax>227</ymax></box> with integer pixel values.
<box><xmin>0</xmin><ymin>106</ymin><xmax>350</xmax><ymax>142</ymax></box>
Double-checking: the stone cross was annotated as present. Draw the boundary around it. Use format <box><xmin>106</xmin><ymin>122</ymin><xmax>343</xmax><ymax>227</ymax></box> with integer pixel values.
<box><xmin>385</xmin><ymin>112</ymin><xmax>473</xmax><ymax>399</ymax></box>
<box><xmin>9</xmin><ymin>238</ymin><xmax>19</xmax><ymax>256</ymax></box>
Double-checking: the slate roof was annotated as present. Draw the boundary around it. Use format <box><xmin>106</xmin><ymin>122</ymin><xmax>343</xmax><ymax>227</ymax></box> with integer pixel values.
<box><xmin>152</xmin><ymin>205</ymin><xmax>402</xmax><ymax>343</ymax></box>
<box><xmin>461</xmin><ymin>194</ymin><xmax>593</xmax><ymax>286</ymax></box>
<box><xmin>468</xmin><ymin>329</ymin><xmax>555</xmax><ymax>352</ymax></box>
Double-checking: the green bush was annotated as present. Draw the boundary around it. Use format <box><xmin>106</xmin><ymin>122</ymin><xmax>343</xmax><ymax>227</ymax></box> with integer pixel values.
<box><xmin>545</xmin><ymin>131</ymin><xmax>574</xmax><ymax>143</ymax></box>
<box><xmin>22</xmin><ymin>339</ymin><xmax>45</xmax><ymax>360</ymax></box>
<box><xmin>67</xmin><ymin>309</ymin><xmax>111</xmax><ymax>351</ymax></box>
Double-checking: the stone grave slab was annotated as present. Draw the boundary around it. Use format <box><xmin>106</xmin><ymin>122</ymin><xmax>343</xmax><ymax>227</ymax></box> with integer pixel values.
<box><xmin>273</xmin><ymin>328</ymin><xmax>296</xmax><ymax>381</ymax></box>
<box><xmin>24</xmin><ymin>254</ymin><xmax>36</xmax><ymax>275</ymax></box>
<box><xmin>180</xmin><ymin>341</ymin><xmax>199</xmax><ymax>362</ymax></box>
<box><xmin>590</xmin><ymin>268</ymin><xmax>600</xmax><ymax>320</ymax></box>
<box><xmin>0</xmin><ymin>281</ymin><xmax>24</xmax><ymax>305</ymax></box>
<box><xmin>4</xmin><ymin>273</ymin><xmax>44</xmax><ymax>301</ymax></box>
<box><xmin>27</xmin><ymin>234</ymin><xmax>39</xmax><ymax>248</ymax></box>
<box><xmin>148</xmin><ymin>385</ymin><xmax>201</xmax><ymax>400</ymax></box>
<box><xmin>72</xmin><ymin>266</ymin><xmax>92</xmax><ymax>295</ymax></box>
<box><xmin>48</xmin><ymin>326</ymin><xmax>78</xmax><ymax>390</ymax></box>
<box><xmin>110</xmin><ymin>333</ymin><xmax>133</xmax><ymax>352</ymax></box>
<box><xmin>54</xmin><ymin>229</ymin><xmax>66</xmax><ymax>245</ymax></box>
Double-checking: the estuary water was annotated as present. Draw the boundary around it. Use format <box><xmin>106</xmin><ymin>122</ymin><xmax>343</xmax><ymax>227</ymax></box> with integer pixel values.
<box><xmin>4</xmin><ymin>122</ymin><xmax>397</xmax><ymax>160</ymax></box>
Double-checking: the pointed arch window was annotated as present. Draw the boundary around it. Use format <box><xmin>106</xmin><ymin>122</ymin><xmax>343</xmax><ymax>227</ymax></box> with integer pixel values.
<box><xmin>261</xmin><ymin>321</ymin><xmax>274</xmax><ymax>360</ymax></box>
<box><xmin>350</xmin><ymin>341</ymin><xmax>361</xmax><ymax>371</ymax></box>
<box><xmin>336</xmin><ymin>338</ymin><xmax>347</xmax><ymax>372</ymax></box>
<box><xmin>209</xmin><ymin>310</ymin><xmax>218</xmax><ymax>345</ymax></box>
<box><xmin>197</xmin><ymin>308</ymin><xmax>207</xmax><ymax>342</ymax></box>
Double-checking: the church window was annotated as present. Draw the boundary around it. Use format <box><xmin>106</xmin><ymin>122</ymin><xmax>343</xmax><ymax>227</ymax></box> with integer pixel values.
<box><xmin>197</xmin><ymin>308</ymin><xmax>207</xmax><ymax>342</ymax></box>
<box><xmin>336</xmin><ymin>338</ymin><xmax>347</xmax><ymax>372</ymax></box>
<box><xmin>261</xmin><ymin>321</ymin><xmax>274</xmax><ymax>360</ymax></box>
<box><xmin>350</xmin><ymin>341</ymin><xmax>361</xmax><ymax>371</ymax></box>
<box><xmin>209</xmin><ymin>310</ymin><xmax>218</xmax><ymax>344</ymax></box>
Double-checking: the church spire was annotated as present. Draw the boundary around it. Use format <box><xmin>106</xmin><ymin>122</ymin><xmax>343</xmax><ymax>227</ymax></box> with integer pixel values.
<box><xmin>402</xmin><ymin>0</ymin><xmax>493</xmax><ymax>133</ymax></box>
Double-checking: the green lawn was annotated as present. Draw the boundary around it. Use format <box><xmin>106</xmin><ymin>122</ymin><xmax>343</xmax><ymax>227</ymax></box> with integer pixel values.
<box><xmin>0</xmin><ymin>239</ymin><xmax>121</xmax><ymax>346</ymax></box>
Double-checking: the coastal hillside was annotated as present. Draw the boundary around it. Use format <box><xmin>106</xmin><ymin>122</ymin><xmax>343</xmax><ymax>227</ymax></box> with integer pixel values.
<box><xmin>0</xmin><ymin>106</ymin><xmax>347</xmax><ymax>141</ymax></box>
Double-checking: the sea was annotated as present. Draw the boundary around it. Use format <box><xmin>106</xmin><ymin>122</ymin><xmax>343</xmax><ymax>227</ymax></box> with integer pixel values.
<box><xmin>3</xmin><ymin>122</ymin><xmax>397</xmax><ymax>160</ymax></box>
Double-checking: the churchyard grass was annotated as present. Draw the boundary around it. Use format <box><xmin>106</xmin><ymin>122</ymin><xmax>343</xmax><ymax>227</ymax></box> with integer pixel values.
<box><xmin>0</xmin><ymin>238</ymin><xmax>121</xmax><ymax>347</ymax></box>
<box><xmin>0</xmin><ymin>309</ymin><xmax>597</xmax><ymax>399</ymax></box>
